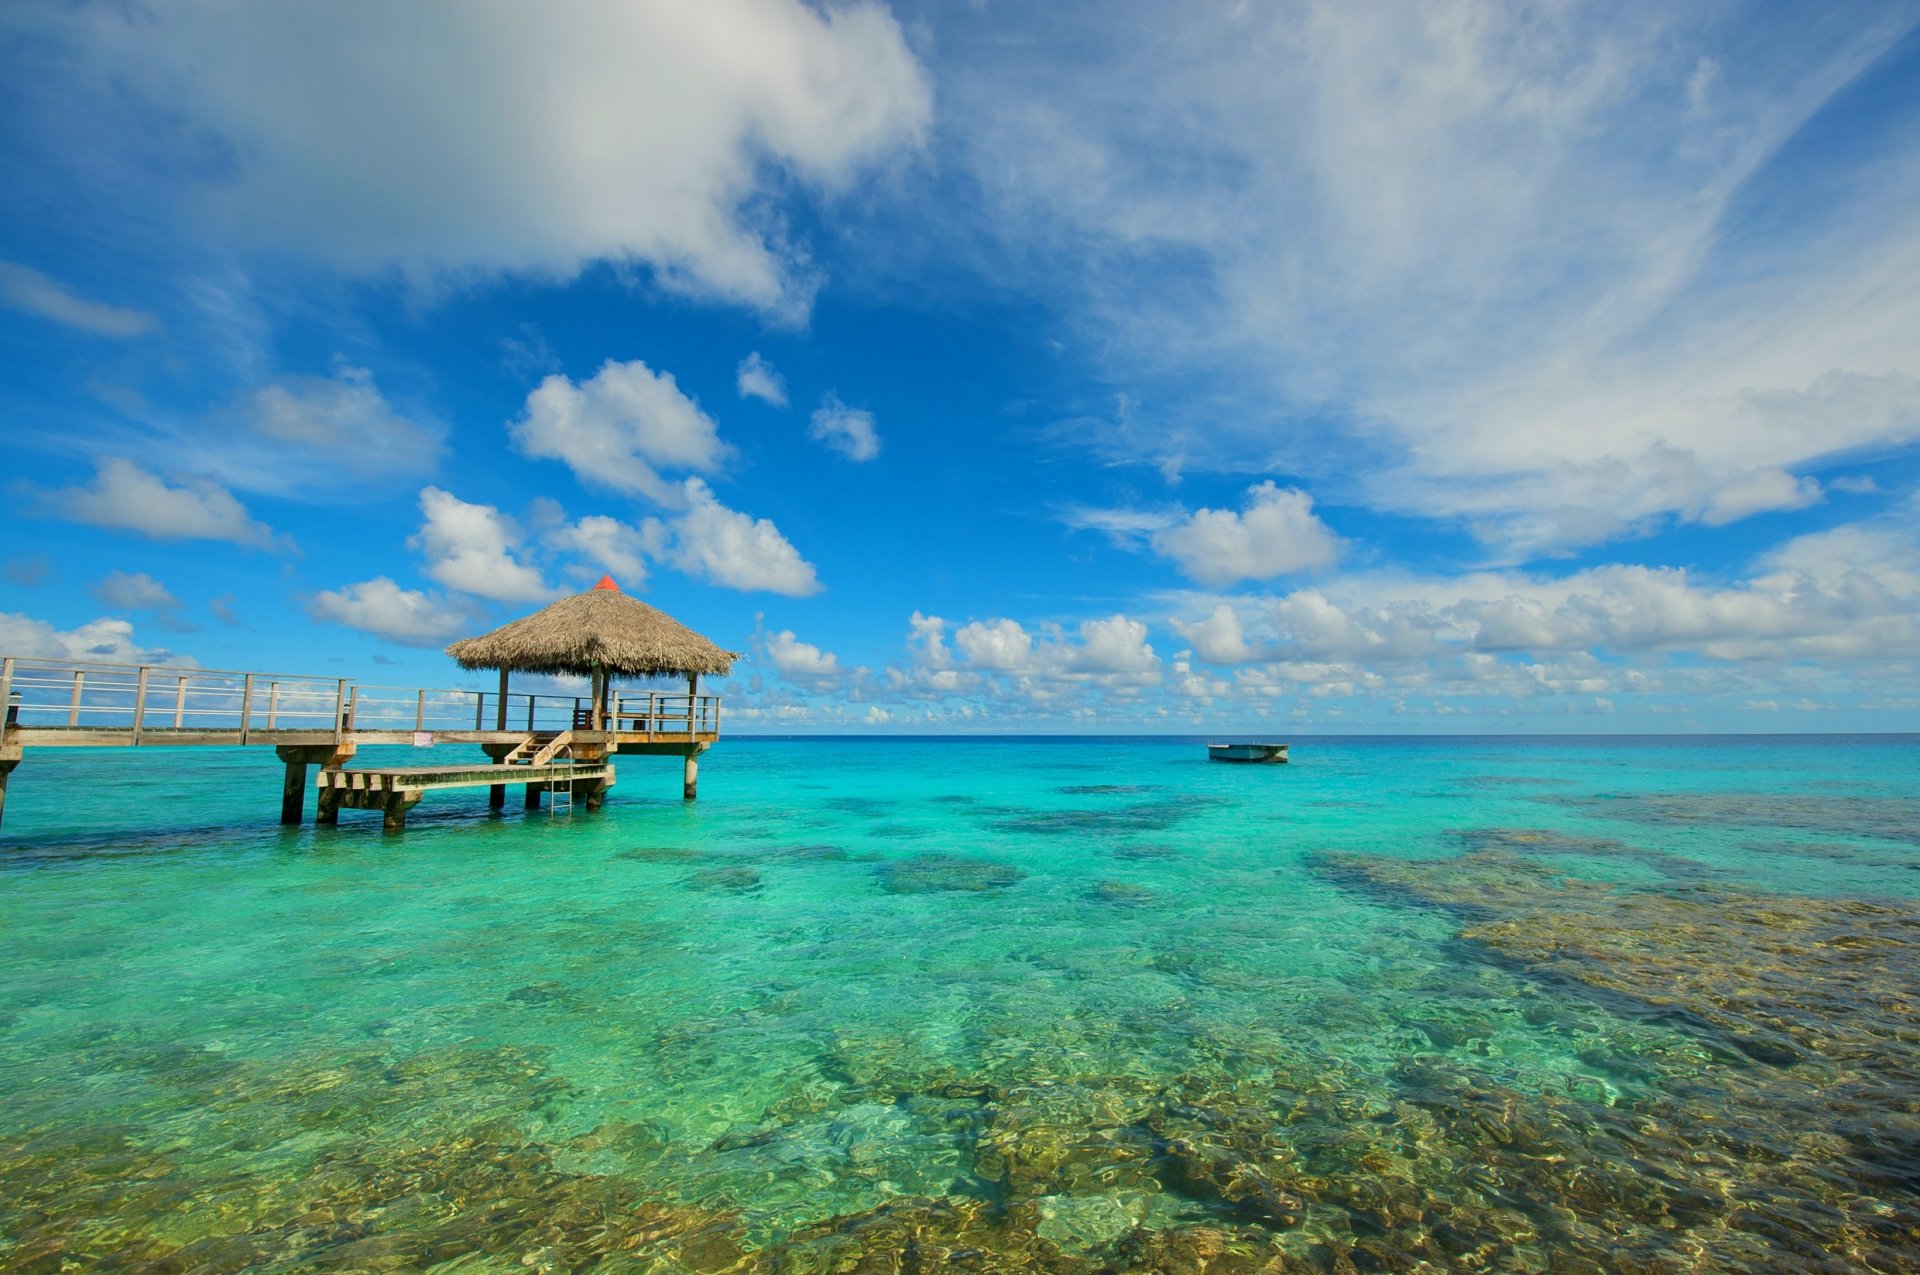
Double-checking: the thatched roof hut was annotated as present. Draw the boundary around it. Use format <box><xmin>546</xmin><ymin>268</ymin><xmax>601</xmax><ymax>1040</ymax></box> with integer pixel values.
<box><xmin>446</xmin><ymin>577</ymin><xmax>739</xmax><ymax>680</ymax></box>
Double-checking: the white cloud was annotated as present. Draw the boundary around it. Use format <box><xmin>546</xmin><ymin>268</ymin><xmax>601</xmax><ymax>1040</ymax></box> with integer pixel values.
<box><xmin>936</xmin><ymin>3</ymin><xmax>1920</xmax><ymax>552</ymax></box>
<box><xmin>1161</xmin><ymin>511</ymin><xmax>1920</xmax><ymax>671</ymax></box>
<box><xmin>89</xmin><ymin>570</ymin><xmax>179</xmax><ymax>613</ymax></box>
<box><xmin>546</xmin><ymin>515</ymin><xmax>651</xmax><ymax>586</ymax></box>
<box><xmin>0</xmin><ymin>612</ymin><xmax>181</xmax><ymax>664</ymax></box>
<box><xmin>953</xmin><ymin>619</ymin><xmax>1033</xmax><ymax>670</ymax></box>
<box><xmin>1171</xmin><ymin>603</ymin><xmax>1259</xmax><ymax>665</ymax></box>
<box><xmin>0</xmin><ymin>261</ymin><xmax>155</xmax><ymax>337</ymax></box>
<box><xmin>647</xmin><ymin>478</ymin><xmax>821</xmax><ymax>596</ymax></box>
<box><xmin>234</xmin><ymin>363</ymin><xmax>445</xmax><ymax>486</ymax></box>
<box><xmin>512</xmin><ymin>359</ymin><xmax>730</xmax><ymax>504</ymax></box>
<box><xmin>44</xmin><ymin>0</ymin><xmax>930</xmax><ymax>317</ymax></box>
<box><xmin>808</xmin><ymin>392</ymin><xmax>881</xmax><ymax>462</ymax></box>
<box><xmin>409</xmin><ymin>487</ymin><xmax>555</xmax><ymax>603</ymax></box>
<box><xmin>737</xmin><ymin>352</ymin><xmax>789</xmax><ymax>408</ymax></box>
<box><xmin>766</xmin><ymin>629</ymin><xmax>842</xmax><ymax>684</ymax></box>
<box><xmin>905</xmin><ymin>611</ymin><xmax>1161</xmax><ymax>694</ymax></box>
<box><xmin>864</xmin><ymin>705</ymin><xmax>893</xmax><ymax>725</ymax></box>
<box><xmin>1057</xmin><ymin>503</ymin><xmax>1181</xmax><ymax>545</ymax></box>
<box><xmin>36</xmin><ymin>458</ymin><xmax>283</xmax><ymax>550</ymax></box>
<box><xmin>306</xmin><ymin>577</ymin><xmax>472</xmax><ymax>647</ymax></box>
<box><xmin>1149</xmin><ymin>482</ymin><xmax>1342</xmax><ymax>586</ymax></box>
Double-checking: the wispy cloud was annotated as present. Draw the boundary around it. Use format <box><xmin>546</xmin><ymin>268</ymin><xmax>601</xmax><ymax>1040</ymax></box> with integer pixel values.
<box><xmin>932</xmin><ymin>0</ymin><xmax>1920</xmax><ymax>554</ymax></box>
<box><xmin>0</xmin><ymin>261</ymin><xmax>155</xmax><ymax>337</ymax></box>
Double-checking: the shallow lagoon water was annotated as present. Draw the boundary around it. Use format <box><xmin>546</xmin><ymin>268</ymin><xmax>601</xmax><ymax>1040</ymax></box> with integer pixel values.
<box><xmin>2</xmin><ymin>735</ymin><xmax>1917</xmax><ymax>1271</ymax></box>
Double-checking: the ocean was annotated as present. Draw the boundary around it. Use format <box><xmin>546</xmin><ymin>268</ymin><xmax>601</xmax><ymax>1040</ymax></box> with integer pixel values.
<box><xmin>2</xmin><ymin>734</ymin><xmax>1917</xmax><ymax>1271</ymax></box>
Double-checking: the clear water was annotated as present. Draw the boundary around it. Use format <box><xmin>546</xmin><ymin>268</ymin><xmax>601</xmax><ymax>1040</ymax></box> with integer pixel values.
<box><xmin>2</xmin><ymin>735</ymin><xmax>1917</xmax><ymax>1271</ymax></box>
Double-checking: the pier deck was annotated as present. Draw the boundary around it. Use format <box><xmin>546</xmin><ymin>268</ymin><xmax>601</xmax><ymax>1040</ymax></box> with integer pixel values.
<box><xmin>0</xmin><ymin>655</ymin><xmax>721</xmax><ymax>831</ymax></box>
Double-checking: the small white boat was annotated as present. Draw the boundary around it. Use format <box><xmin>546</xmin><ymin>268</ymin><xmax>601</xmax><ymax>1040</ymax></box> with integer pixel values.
<box><xmin>1207</xmin><ymin>742</ymin><xmax>1289</xmax><ymax>764</ymax></box>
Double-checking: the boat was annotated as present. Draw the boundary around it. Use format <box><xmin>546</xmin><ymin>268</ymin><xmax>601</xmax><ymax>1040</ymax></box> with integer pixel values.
<box><xmin>1207</xmin><ymin>742</ymin><xmax>1289</xmax><ymax>764</ymax></box>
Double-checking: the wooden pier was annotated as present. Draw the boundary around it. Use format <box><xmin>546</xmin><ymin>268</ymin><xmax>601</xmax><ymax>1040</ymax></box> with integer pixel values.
<box><xmin>0</xmin><ymin>655</ymin><xmax>722</xmax><ymax>833</ymax></box>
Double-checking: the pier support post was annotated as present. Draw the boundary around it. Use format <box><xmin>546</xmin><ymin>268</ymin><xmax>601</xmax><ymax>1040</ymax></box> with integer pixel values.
<box><xmin>682</xmin><ymin>750</ymin><xmax>698</xmax><ymax>800</ymax></box>
<box><xmin>317</xmin><ymin>786</ymin><xmax>340</xmax><ymax>825</ymax></box>
<box><xmin>278</xmin><ymin>744</ymin><xmax>354</xmax><ymax>826</ymax></box>
<box><xmin>280</xmin><ymin>757</ymin><xmax>307</xmax><ymax>825</ymax></box>
<box><xmin>382</xmin><ymin>791</ymin><xmax>419</xmax><ymax>832</ymax></box>
<box><xmin>525</xmin><ymin>780</ymin><xmax>543</xmax><ymax>810</ymax></box>
<box><xmin>583</xmin><ymin>775</ymin><xmax>610</xmax><ymax>812</ymax></box>
<box><xmin>0</xmin><ymin>753</ymin><xmax>17</xmax><ymax>829</ymax></box>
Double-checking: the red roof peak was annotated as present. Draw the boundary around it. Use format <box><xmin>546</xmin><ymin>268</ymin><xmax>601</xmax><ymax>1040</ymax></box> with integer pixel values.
<box><xmin>592</xmin><ymin>574</ymin><xmax>621</xmax><ymax>592</ymax></box>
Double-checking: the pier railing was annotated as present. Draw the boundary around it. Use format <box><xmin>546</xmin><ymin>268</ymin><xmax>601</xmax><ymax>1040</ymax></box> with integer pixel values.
<box><xmin>0</xmin><ymin>657</ymin><xmax>722</xmax><ymax>746</ymax></box>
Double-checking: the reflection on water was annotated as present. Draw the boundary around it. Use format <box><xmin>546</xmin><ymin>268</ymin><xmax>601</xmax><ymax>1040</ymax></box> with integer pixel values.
<box><xmin>1</xmin><ymin>735</ymin><xmax>1916</xmax><ymax>1270</ymax></box>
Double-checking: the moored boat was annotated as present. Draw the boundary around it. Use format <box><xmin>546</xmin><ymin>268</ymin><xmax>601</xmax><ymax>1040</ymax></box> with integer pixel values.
<box><xmin>1207</xmin><ymin>742</ymin><xmax>1289</xmax><ymax>763</ymax></box>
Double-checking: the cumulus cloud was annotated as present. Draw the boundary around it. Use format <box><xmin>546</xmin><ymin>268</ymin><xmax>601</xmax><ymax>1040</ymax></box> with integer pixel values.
<box><xmin>0</xmin><ymin>261</ymin><xmax>155</xmax><ymax>337</ymax></box>
<box><xmin>0</xmin><ymin>612</ymin><xmax>181</xmax><ymax>664</ymax></box>
<box><xmin>512</xmin><ymin>359</ymin><xmax>730</xmax><ymax>504</ymax></box>
<box><xmin>38</xmin><ymin>0</ymin><xmax>930</xmax><ymax>317</ymax></box>
<box><xmin>89</xmin><ymin>570</ymin><xmax>178</xmax><ymax>613</ymax></box>
<box><xmin>1171</xmin><ymin>603</ymin><xmax>1259</xmax><ymax>665</ymax></box>
<box><xmin>409</xmin><ymin>487</ymin><xmax>555</xmax><ymax>602</ymax></box>
<box><xmin>954</xmin><ymin>618</ymin><xmax>1033</xmax><ymax>670</ymax></box>
<box><xmin>737</xmin><ymin>352</ymin><xmax>789</xmax><ymax>408</ymax></box>
<box><xmin>646</xmin><ymin>479</ymin><xmax>821</xmax><ymax>596</ymax></box>
<box><xmin>306</xmin><ymin>577</ymin><xmax>473</xmax><ymax>646</ymax></box>
<box><xmin>88</xmin><ymin>570</ymin><xmax>197</xmax><ymax>633</ymax></box>
<box><xmin>1149</xmin><ymin>482</ymin><xmax>1342</xmax><ymax>586</ymax></box>
<box><xmin>1164</xmin><ymin>512</ymin><xmax>1920</xmax><ymax>673</ymax></box>
<box><xmin>765</xmin><ymin>629</ymin><xmax>842</xmax><ymax>687</ymax></box>
<box><xmin>545</xmin><ymin>514</ymin><xmax>652</xmax><ymax>586</ymax></box>
<box><xmin>808</xmin><ymin>392</ymin><xmax>881</xmax><ymax>462</ymax></box>
<box><xmin>35</xmin><ymin>458</ymin><xmax>284</xmax><ymax>550</ymax></box>
<box><xmin>901</xmin><ymin>611</ymin><xmax>1162</xmax><ymax>697</ymax></box>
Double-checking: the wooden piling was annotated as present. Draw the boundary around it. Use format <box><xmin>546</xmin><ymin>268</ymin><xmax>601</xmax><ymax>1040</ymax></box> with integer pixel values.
<box><xmin>281</xmin><ymin>757</ymin><xmax>307</xmax><ymax>825</ymax></box>
<box><xmin>525</xmin><ymin>780</ymin><xmax>542</xmax><ymax>809</ymax></box>
<box><xmin>383</xmin><ymin>791</ymin><xmax>412</xmax><ymax>832</ymax></box>
<box><xmin>0</xmin><ymin>756</ymin><xmax>17</xmax><ymax>830</ymax></box>
<box><xmin>317</xmin><ymin>786</ymin><xmax>340</xmax><ymax>825</ymax></box>
<box><xmin>683</xmin><ymin>750</ymin><xmax>698</xmax><ymax>800</ymax></box>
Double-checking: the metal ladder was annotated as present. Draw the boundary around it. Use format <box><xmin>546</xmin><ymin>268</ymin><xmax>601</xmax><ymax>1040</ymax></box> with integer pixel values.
<box><xmin>547</xmin><ymin>738</ymin><xmax>574</xmax><ymax>818</ymax></box>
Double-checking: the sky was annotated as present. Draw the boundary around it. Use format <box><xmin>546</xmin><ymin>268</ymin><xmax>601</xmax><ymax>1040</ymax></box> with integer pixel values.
<box><xmin>2</xmin><ymin>0</ymin><xmax>1919</xmax><ymax>734</ymax></box>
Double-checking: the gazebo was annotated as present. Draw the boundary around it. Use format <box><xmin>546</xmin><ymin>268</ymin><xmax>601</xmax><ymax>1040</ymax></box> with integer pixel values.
<box><xmin>445</xmin><ymin>575</ymin><xmax>739</xmax><ymax>801</ymax></box>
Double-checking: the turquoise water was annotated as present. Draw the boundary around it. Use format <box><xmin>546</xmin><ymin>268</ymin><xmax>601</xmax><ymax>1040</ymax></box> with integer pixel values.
<box><xmin>2</xmin><ymin>735</ymin><xmax>1917</xmax><ymax>1271</ymax></box>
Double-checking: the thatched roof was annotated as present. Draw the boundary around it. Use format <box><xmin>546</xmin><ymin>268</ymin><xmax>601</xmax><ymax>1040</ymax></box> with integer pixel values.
<box><xmin>445</xmin><ymin>577</ymin><xmax>740</xmax><ymax>678</ymax></box>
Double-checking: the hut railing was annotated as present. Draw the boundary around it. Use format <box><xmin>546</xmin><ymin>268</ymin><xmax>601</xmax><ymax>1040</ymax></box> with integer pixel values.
<box><xmin>341</xmin><ymin>685</ymin><xmax>589</xmax><ymax>735</ymax></box>
<box><xmin>608</xmin><ymin>692</ymin><xmax>723</xmax><ymax>736</ymax></box>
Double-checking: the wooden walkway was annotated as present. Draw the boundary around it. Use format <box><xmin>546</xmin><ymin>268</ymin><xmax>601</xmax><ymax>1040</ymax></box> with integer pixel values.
<box><xmin>316</xmin><ymin>760</ymin><xmax>616</xmax><ymax>831</ymax></box>
<box><xmin>0</xmin><ymin>656</ymin><xmax>722</xmax><ymax>831</ymax></box>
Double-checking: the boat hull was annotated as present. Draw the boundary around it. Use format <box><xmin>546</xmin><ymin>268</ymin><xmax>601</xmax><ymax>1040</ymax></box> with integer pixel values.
<box><xmin>1207</xmin><ymin>743</ymin><xmax>1289</xmax><ymax>764</ymax></box>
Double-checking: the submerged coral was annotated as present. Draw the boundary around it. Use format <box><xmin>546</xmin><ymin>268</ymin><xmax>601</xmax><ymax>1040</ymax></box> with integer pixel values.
<box><xmin>874</xmin><ymin>854</ymin><xmax>1027</xmax><ymax>894</ymax></box>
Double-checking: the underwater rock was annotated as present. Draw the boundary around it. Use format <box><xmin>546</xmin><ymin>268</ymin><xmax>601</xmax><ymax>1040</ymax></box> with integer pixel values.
<box><xmin>1085</xmin><ymin>881</ymin><xmax>1155</xmax><ymax>906</ymax></box>
<box><xmin>875</xmin><ymin>854</ymin><xmax>1026</xmax><ymax>894</ymax></box>
<box><xmin>1535</xmin><ymin>790</ymin><xmax>1920</xmax><ymax>847</ymax></box>
<box><xmin>504</xmin><ymin>980</ymin><xmax>567</xmax><ymax>1006</ymax></box>
<box><xmin>987</xmin><ymin>806</ymin><xmax>1192</xmax><ymax>836</ymax></box>
<box><xmin>684</xmin><ymin>865</ymin><xmax>764</xmax><ymax>894</ymax></box>
<box><xmin>1058</xmin><ymin>784</ymin><xmax>1156</xmax><ymax>796</ymax></box>
<box><xmin>1110</xmin><ymin>842</ymin><xmax>1183</xmax><ymax>861</ymax></box>
<box><xmin>615</xmin><ymin>846</ymin><xmax>711</xmax><ymax>862</ymax></box>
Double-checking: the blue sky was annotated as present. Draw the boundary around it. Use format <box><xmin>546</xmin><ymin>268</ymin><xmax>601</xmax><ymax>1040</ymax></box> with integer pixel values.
<box><xmin>3</xmin><ymin>0</ymin><xmax>1919</xmax><ymax>733</ymax></box>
